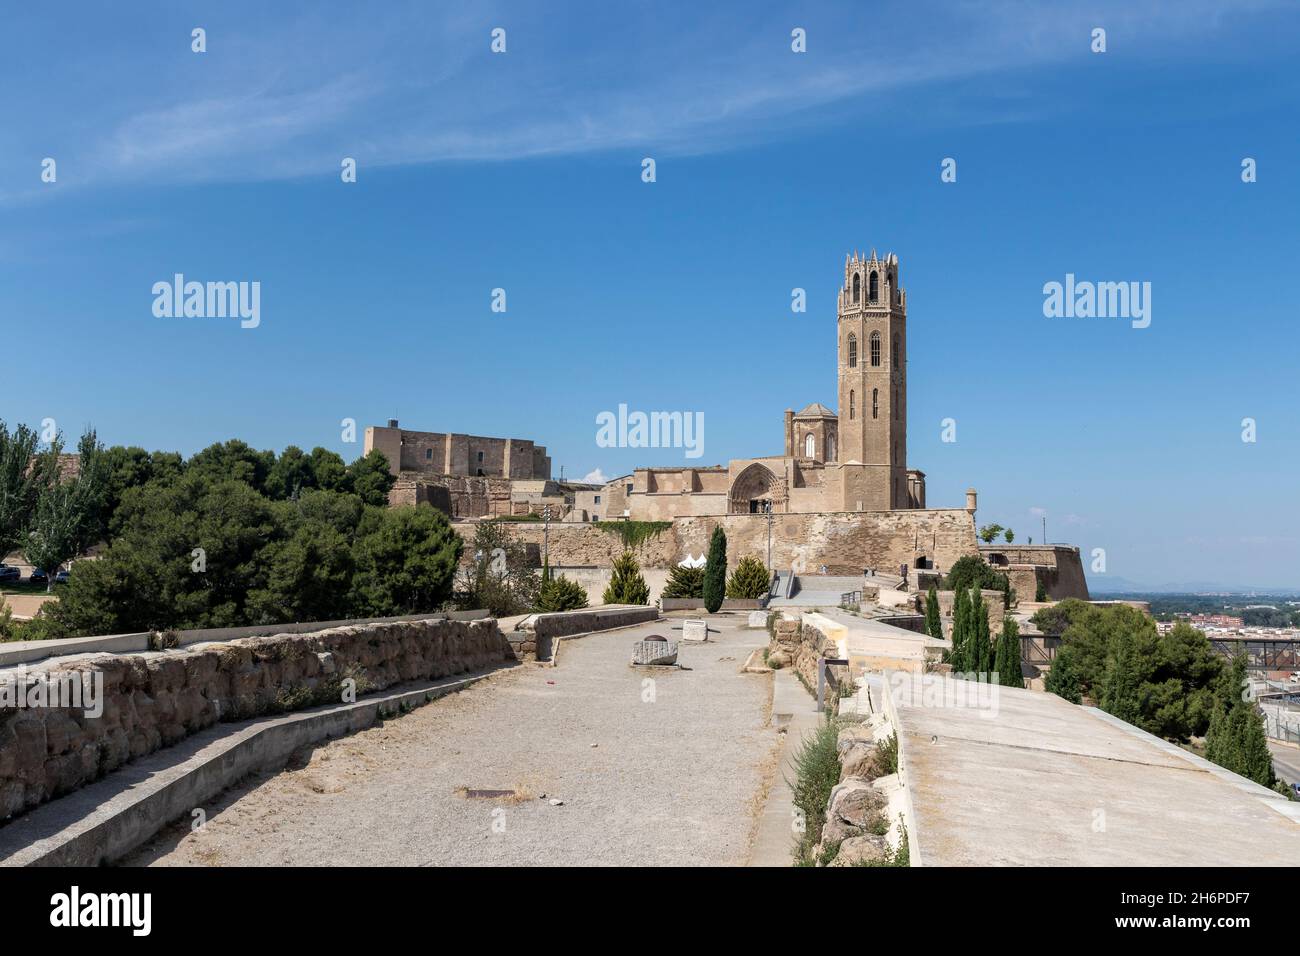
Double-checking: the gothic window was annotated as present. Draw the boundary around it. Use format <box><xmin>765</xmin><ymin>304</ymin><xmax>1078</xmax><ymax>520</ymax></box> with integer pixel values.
<box><xmin>869</xmin><ymin>271</ymin><xmax>879</xmax><ymax>303</ymax></box>
<box><xmin>893</xmin><ymin>333</ymin><xmax>900</xmax><ymax>369</ymax></box>
<box><xmin>870</xmin><ymin>331</ymin><xmax>881</xmax><ymax>367</ymax></box>
<box><xmin>847</xmin><ymin>333</ymin><xmax>857</xmax><ymax>368</ymax></box>
<box><xmin>872</xmin><ymin>388</ymin><xmax>878</xmax><ymax>419</ymax></box>
<box><xmin>893</xmin><ymin>388</ymin><xmax>899</xmax><ymax>419</ymax></box>
<box><xmin>849</xmin><ymin>390</ymin><xmax>855</xmax><ymax>420</ymax></box>
<box><xmin>425</xmin><ymin>448</ymin><xmax>432</xmax><ymax>461</ymax></box>
<box><xmin>852</xmin><ymin>273</ymin><xmax>860</xmax><ymax>303</ymax></box>
<box><xmin>827</xmin><ymin>436</ymin><xmax>836</xmax><ymax>462</ymax></box>
<box><xmin>805</xmin><ymin>434</ymin><xmax>816</xmax><ymax>458</ymax></box>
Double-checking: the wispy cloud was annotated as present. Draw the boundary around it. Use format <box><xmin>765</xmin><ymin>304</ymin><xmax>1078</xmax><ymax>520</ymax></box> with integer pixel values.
<box><xmin>2</xmin><ymin>0</ymin><xmax>1287</xmax><ymax>197</ymax></box>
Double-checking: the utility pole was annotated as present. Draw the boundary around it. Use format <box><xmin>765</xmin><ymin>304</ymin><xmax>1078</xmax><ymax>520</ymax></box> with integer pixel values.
<box><xmin>1041</xmin><ymin>514</ymin><xmax>1047</xmax><ymax>546</ymax></box>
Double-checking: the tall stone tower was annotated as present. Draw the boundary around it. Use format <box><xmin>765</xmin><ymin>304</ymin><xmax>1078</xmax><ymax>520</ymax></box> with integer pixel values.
<box><xmin>837</xmin><ymin>250</ymin><xmax>908</xmax><ymax>509</ymax></box>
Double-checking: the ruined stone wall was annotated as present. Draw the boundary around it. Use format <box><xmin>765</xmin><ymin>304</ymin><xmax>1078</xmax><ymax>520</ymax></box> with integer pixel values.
<box><xmin>979</xmin><ymin>545</ymin><xmax>1089</xmax><ymax>601</ymax></box>
<box><xmin>496</xmin><ymin>522</ymin><xmax>677</xmax><ymax>568</ymax></box>
<box><xmin>0</xmin><ymin>618</ymin><xmax>512</xmax><ymax>822</ymax></box>
<box><xmin>768</xmin><ymin>614</ymin><xmax>850</xmax><ymax>712</ymax></box>
<box><xmin>486</xmin><ymin>509</ymin><xmax>977</xmax><ymax>573</ymax></box>
<box><xmin>673</xmin><ymin>509</ymin><xmax>978</xmax><ymax>575</ymax></box>
<box><xmin>392</xmin><ymin>474</ymin><xmax>514</xmax><ymax>518</ymax></box>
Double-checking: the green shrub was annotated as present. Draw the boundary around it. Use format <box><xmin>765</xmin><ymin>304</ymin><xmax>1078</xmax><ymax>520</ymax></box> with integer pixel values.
<box><xmin>726</xmin><ymin>556</ymin><xmax>770</xmax><ymax>599</ymax></box>
<box><xmin>661</xmin><ymin>563</ymin><xmax>705</xmax><ymax>600</ymax></box>
<box><xmin>602</xmin><ymin>551</ymin><xmax>650</xmax><ymax>605</ymax></box>
<box><xmin>789</xmin><ymin>719</ymin><xmax>841</xmax><ymax>865</ymax></box>
<box><xmin>536</xmin><ymin>574</ymin><xmax>589</xmax><ymax>612</ymax></box>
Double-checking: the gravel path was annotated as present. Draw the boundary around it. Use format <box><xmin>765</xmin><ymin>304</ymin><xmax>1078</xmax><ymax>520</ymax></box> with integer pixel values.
<box><xmin>124</xmin><ymin>616</ymin><xmax>778</xmax><ymax>867</ymax></box>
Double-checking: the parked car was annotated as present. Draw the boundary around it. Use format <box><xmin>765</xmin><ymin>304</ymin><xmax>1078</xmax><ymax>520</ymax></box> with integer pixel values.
<box><xmin>29</xmin><ymin>568</ymin><xmax>48</xmax><ymax>586</ymax></box>
<box><xmin>0</xmin><ymin>564</ymin><xmax>20</xmax><ymax>583</ymax></box>
<box><xmin>54</xmin><ymin>569</ymin><xmax>70</xmax><ymax>585</ymax></box>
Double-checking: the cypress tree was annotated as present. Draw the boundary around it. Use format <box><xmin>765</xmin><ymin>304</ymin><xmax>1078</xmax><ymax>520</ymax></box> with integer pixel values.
<box><xmin>925</xmin><ymin>585</ymin><xmax>942</xmax><ymax>640</ymax></box>
<box><xmin>949</xmin><ymin>585</ymin><xmax>970</xmax><ymax>670</ymax></box>
<box><xmin>994</xmin><ymin>618</ymin><xmax>1023</xmax><ymax>688</ymax></box>
<box><xmin>1205</xmin><ymin>654</ymin><xmax>1276</xmax><ymax>787</ymax></box>
<box><xmin>702</xmin><ymin>526</ymin><xmax>727</xmax><ymax>614</ymax></box>
<box><xmin>968</xmin><ymin>595</ymin><xmax>991</xmax><ymax>676</ymax></box>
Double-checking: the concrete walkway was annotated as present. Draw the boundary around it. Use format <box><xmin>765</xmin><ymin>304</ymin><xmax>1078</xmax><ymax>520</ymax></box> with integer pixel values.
<box><xmin>123</xmin><ymin>616</ymin><xmax>776</xmax><ymax>867</ymax></box>
<box><xmin>895</xmin><ymin>674</ymin><xmax>1300</xmax><ymax>865</ymax></box>
<box><xmin>747</xmin><ymin>668</ymin><xmax>821</xmax><ymax>866</ymax></box>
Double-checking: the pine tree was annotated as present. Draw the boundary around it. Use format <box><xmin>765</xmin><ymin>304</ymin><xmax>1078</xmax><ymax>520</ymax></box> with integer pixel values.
<box><xmin>702</xmin><ymin>527</ymin><xmax>727</xmax><ymax>614</ymax></box>
<box><xmin>994</xmin><ymin>618</ymin><xmax>1024</xmax><ymax>688</ymax></box>
<box><xmin>602</xmin><ymin>551</ymin><xmax>650</xmax><ymax>605</ymax></box>
<box><xmin>925</xmin><ymin>585</ymin><xmax>942</xmax><ymax>640</ymax></box>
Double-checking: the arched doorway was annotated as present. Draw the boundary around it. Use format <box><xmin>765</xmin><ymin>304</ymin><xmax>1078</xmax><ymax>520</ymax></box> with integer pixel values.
<box><xmin>729</xmin><ymin>463</ymin><xmax>783</xmax><ymax>514</ymax></box>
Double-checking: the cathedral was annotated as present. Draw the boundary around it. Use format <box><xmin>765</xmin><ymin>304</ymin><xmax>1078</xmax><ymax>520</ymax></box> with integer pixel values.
<box><xmin>593</xmin><ymin>250</ymin><xmax>927</xmax><ymax>521</ymax></box>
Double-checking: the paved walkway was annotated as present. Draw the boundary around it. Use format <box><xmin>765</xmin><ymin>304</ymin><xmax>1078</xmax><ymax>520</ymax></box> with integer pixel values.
<box><xmin>124</xmin><ymin>616</ymin><xmax>777</xmax><ymax>867</ymax></box>
<box><xmin>747</xmin><ymin>668</ymin><xmax>820</xmax><ymax>866</ymax></box>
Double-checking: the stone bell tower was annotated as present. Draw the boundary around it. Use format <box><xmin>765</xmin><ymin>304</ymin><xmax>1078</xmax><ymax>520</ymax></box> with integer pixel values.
<box><xmin>836</xmin><ymin>249</ymin><xmax>908</xmax><ymax>509</ymax></box>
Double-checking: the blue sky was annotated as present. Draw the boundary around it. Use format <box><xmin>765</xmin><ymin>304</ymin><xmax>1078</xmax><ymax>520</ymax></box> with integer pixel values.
<box><xmin>3</xmin><ymin>1</ymin><xmax>1299</xmax><ymax>589</ymax></box>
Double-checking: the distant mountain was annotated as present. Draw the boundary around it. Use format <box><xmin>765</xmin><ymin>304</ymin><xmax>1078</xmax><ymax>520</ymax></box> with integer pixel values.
<box><xmin>1088</xmin><ymin>574</ymin><xmax>1300</xmax><ymax>596</ymax></box>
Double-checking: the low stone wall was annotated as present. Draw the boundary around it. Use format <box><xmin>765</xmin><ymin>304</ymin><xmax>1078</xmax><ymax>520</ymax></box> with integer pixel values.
<box><xmin>0</xmin><ymin>617</ymin><xmax>512</xmax><ymax>822</ymax></box>
<box><xmin>531</xmin><ymin>606</ymin><xmax>660</xmax><ymax>659</ymax></box>
<box><xmin>768</xmin><ymin>613</ymin><xmax>850</xmax><ymax>711</ymax></box>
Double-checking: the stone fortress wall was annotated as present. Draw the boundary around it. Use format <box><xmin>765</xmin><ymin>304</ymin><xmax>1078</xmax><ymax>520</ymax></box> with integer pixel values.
<box><xmin>979</xmin><ymin>544</ymin><xmax>1091</xmax><ymax>601</ymax></box>
<box><xmin>487</xmin><ymin>507</ymin><xmax>981</xmax><ymax>576</ymax></box>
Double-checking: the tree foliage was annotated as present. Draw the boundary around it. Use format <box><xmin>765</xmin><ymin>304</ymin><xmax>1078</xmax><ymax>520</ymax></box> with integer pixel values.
<box><xmin>25</xmin><ymin>430</ymin><xmax>107</xmax><ymax>590</ymax></box>
<box><xmin>1205</xmin><ymin>654</ymin><xmax>1276</xmax><ymax>787</ymax></box>
<box><xmin>1045</xmin><ymin>604</ymin><xmax>1224</xmax><ymax>744</ymax></box>
<box><xmin>702</xmin><ymin>526</ymin><xmax>727</xmax><ymax>613</ymax></box>
<box><xmin>536</xmin><ymin>574</ymin><xmax>589</xmax><ymax>613</ymax></box>
<box><xmin>661</xmin><ymin>563</ymin><xmax>704</xmax><ymax>600</ymax></box>
<box><xmin>944</xmin><ymin>554</ymin><xmax>1014</xmax><ymax>608</ymax></box>
<box><xmin>454</xmin><ymin>519</ymin><xmax>538</xmax><ymax>616</ymax></box>
<box><xmin>0</xmin><ymin>421</ymin><xmax>47</xmax><ymax>558</ymax></box>
<box><xmin>924</xmin><ymin>585</ymin><xmax>942</xmax><ymax>640</ymax></box>
<box><xmin>603</xmin><ymin>550</ymin><xmax>650</xmax><ymax>605</ymax></box>
<box><xmin>994</xmin><ymin>617</ymin><xmax>1024</xmax><ymax>688</ymax></box>
<box><xmin>23</xmin><ymin>430</ymin><xmax>457</xmax><ymax>639</ymax></box>
<box><xmin>726</xmin><ymin>556</ymin><xmax>770</xmax><ymax>599</ymax></box>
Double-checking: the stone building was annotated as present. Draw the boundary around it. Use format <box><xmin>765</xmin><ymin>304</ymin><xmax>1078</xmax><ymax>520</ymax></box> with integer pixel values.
<box><xmin>364</xmin><ymin>421</ymin><xmax>551</xmax><ymax>480</ymax></box>
<box><xmin>602</xmin><ymin>249</ymin><xmax>927</xmax><ymax>519</ymax></box>
<box><xmin>364</xmin><ymin>420</ymin><xmax>584</xmax><ymax>518</ymax></box>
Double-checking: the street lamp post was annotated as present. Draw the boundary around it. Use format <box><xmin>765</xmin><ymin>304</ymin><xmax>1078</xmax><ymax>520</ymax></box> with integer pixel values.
<box><xmin>542</xmin><ymin>506</ymin><xmax>552</xmax><ymax>576</ymax></box>
<box><xmin>764</xmin><ymin>499</ymin><xmax>773</xmax><ymax>571</ymax></box>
